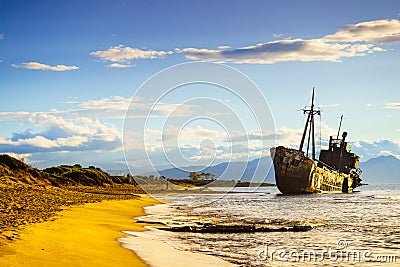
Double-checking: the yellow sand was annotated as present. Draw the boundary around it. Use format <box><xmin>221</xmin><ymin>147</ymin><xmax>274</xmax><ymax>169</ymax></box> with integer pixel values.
<box><xmin>0</xmin><ymin>196</ymin><xmax>161</xmax><ymax>267</ymax></box>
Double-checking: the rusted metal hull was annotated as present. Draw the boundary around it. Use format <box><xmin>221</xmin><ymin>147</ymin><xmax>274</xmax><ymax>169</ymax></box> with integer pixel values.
<box><xmin>271</xmin><ymin>146</ymin><xmax>353</xmax><ymax>194</ymax></box>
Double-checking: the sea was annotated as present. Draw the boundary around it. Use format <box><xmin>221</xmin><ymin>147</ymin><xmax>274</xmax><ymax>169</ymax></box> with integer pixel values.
<box><xmin>138</xmin><ymin>184</ymin><xmax>400</xmax><ymax>266</ymax></box>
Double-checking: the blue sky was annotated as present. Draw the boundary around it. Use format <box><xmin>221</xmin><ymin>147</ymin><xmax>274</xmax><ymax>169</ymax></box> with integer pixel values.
<box><xmin>0</xmin><ymin>0</ymin><xmax>399</xmax><ymax>174</ymax></box>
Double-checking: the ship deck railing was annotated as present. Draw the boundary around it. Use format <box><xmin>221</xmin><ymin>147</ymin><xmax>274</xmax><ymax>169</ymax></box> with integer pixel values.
<box><xmin>316</xmin><ymin>159</ymin><xmax>360</xmax><ymax>177</ymax></box>
<box><xmin>315</xmin><ymin>159</ymin><xmax>338</xmax><ymax>172</ymax></box>
<box><xmin>320</xmin><ymin>182</ymin><xmax>342</xmax><ymax>191</ymax></box>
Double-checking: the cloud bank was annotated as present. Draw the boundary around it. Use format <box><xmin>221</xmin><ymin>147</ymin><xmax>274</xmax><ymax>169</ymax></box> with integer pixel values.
<box><xmin>0</xmin><ymin>96</ymin><xmax>197</xmax><ymax>156</ymax></box>
<box><xmin>181</xmin><ymin>40</ymin><xmax>381</xmax><ymax>64</ymax></box>
<box><xmin>181</xmin><ymin>19</ymin><xmax>400</xmax><ymax>64</ymax></box>
<box><xmin>91</xmin><ymin>19</ymin><xmax>399</xmax><ymax>66</ymax></box>
<box><xmin>0</xmin><ymin>113</ymin><xmax>121</xmax><ymax>154</ymax></box>
<box><xmin>1</xmin><ymin>100</ymin><xmax>399</xmax><ymax>168</ymax></box>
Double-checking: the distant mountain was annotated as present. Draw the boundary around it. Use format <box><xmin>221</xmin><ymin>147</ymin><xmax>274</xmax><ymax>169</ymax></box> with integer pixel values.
<box><xmin>145</xmin><ymin>155</ymin><xmax>400</xmax><ymax>184</ymax></box>
<box><xmin>359</xmin><ymin>155</ymin><xmax>400</xmax><ymax>184</ymax></box>
<box><xmin>150</xmin><ymin>157</ymin><xmax>276</xmax><ymax>183</ymax></box>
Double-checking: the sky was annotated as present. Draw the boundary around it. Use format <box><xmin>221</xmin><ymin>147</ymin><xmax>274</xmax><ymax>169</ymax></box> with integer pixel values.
<box><xmin>0</xmin><ymin>0</ymin><xmax>399</xmax><ymax>175</ymax></box>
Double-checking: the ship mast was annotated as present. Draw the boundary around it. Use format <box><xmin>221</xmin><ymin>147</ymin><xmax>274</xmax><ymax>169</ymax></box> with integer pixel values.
<box><xmin>336</xmin><ymin>114</ymin><xmax>343</xmax><ymax>139</ymax></box>
<box><xmin>299</xmin><ymin>88</ymin><xmax>321</xmax><ymax>160</ymax></box>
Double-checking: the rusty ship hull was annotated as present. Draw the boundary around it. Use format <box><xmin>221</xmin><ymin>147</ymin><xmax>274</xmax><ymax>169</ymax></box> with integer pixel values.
<box><xmin>270</xmin><ymin>89</ymin><xmax>361</xmax><ymax>194</ymax></box>
<box><xmin>271</xmin><ymin>146</ymin><xmax>354</xmax><ymax>194</ymax></box>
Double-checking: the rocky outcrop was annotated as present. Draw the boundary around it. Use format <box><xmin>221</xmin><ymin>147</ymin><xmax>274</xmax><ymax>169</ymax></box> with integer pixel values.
<box><xmin>159</xmin><ymin>223</ymin><xmax>312</xmax><ymax>233</ymax></box>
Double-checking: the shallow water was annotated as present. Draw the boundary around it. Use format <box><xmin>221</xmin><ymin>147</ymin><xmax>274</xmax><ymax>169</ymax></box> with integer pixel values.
<box><xmin>142</xmin><ymin>184</ymin><xmax>400</xmax><ymax>266</ymax></box>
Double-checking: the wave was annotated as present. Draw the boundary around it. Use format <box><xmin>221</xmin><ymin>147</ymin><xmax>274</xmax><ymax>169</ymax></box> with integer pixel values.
<box><xmin>373</xmin><ymin>195</ymin><xmax>400</xmax><ymax>200</ymax></box>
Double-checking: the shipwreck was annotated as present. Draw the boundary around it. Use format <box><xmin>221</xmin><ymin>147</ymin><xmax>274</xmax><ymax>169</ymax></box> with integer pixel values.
<box><xmin>271</xmin><ymin>89</ymin><xmax>362</xmax><ymax>194</ymax></box>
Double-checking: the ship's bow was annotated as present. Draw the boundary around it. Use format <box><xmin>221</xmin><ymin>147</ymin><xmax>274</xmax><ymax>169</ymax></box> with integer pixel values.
<box><xmin>271</xmin><ymin>146</ymin><xmax>314</xmax><ymax>194</ymax></box>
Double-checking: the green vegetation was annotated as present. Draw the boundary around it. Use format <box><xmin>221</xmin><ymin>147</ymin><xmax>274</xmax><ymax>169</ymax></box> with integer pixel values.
<box><xmin>43</xmin><ymin>165</ymin><xmax>115</xmax><ymax>186</ymax></box>
<box><xmin>0</xmin><ymin>154</ymin><xmax>137</xmax><ymax>187</ymax></box>
<box><xmin>0</xmin><ymin>154</ymin><xmax>53</xmax><ymax>186</ymax></box>
<box><xmin>0</xmin><ymin>154</ymin><xmax>29</xmax><ymax>171</ymax></box>
<box><xmin>188</xmin><ymin>171</ymin><xmax>215</xmax><ymax>181</ymax></box>
<box><xmin>170</xmin><ymin>178</ymin><xmax>212</xmax><ymax>187</ymax></box>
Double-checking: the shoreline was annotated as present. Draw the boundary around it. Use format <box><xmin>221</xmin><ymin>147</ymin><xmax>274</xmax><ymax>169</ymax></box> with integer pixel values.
<box><xmin>0</xmin><ymin>196</ymin><xmax>161</xmax><ymax>266</ymax></box>
<box><xmin>0</xmin><ymin>194</ymin><xmax>237</xmax><ymax>267</ymax></box>
<box><xmin>119</xmin><ymin>228</ymin><xmax>236</xmax><ymax>267</ymax></box>
<box><xmin>119</xmin><ymin>202</ymin><xmax>237</xmax><ymax>267</ymax></box>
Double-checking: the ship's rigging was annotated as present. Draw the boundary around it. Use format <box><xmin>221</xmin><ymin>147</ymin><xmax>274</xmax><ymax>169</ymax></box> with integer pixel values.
<box><xmin>299</xmin><ymin>88</ymin><xmax>320</xmax><ymax>160</ymax></box>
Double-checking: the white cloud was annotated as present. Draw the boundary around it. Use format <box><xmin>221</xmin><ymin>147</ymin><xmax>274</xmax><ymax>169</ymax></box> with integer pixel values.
<box><xmin>250</xmin><ymin>126</ymin><xmax>400</xmax><ymax>162</ymax></box>
<box><xmin>0</xmin><ymin>33</ymin><xmax>4</xmax><ymax>40</ymax></box>
<box><xmin>351</xmin><ymin>140</ymin><xmax>400</xmax><ymax>161</ymax></box>
<box><xmin>108</xmin><ymin>63</ymin><xmax>134</xmax><ymax>68</ymax></box>
<box><xmin>217</xmin><ymin>45</ymin><xmax>231</xmax><ymax>49</ymax></box>
<box><xmin>18</xmin><ymin>136</ymin><xmax>58</xmax><ymax>148</ymax></box>
<box><xmin>0</xmin><ymin>113</ymin><xmax>121</xmax><ymax>154</ymax></box>
<box><xmin>181</xmin><ymin>19</ymin><xmax>400</xmax><ymax>64</ymax></box>
<box><xmin>30</xmin><ymin>113</ymin><xmax>80</xmax><ymax>131</ymax></box>
<box><xmin>379</xmin><ymin>150</ymin><xmax>400</xmax><ymax>159</ymax></box>
<box><xmin>4</xmin><ymin>152</ymin><xmax>32</xmax><ymax>162</ymax></box>
<box><xmin>180</xmin><ymin>126</ymin><xmax>223</xmax><ymax>140</ymax></box>
<box><xmin>78</xmin><ymin>96</ymin><xmax>131</xmax><ymax>111</ymax></box>
<box><xmin>1</xmin><ymin>135</ymin><xmax>90</xmax><ymax>151</ymax></box>
<box><xmin>90</xmin><ymin>45</ymin><xmax>173</xmax><ymax>65</ymax></box>
<box><xmin>0</xmin><ymin>111</ymin><xmax>32</xmax><ymax>121</ymax></box>
<box><xmin>182</xmin><ymin>39</ymin><xmax>379</xmax><ymax>64</ymax></box>
<box><xmin>227</xmin><ymin>122</ymin><xmax>337</xmax><ymax>148</ymax></box>
<box><xmin>140</xmin><ymin>126</ymin><xmax>227</xmax><ymax>155</ymax></box>
<box><xmin>55</xmin><ymin>135</ymin><xmax>90</xmax><ymax>147</ymax></box>
<box><xmin>78</xmin><ymin>96</ymin><xmax>195</xmax><ymax>119</ymax></box>
<box><xmin>0</xmin><ymin>95</ymin><xmax>200</xmax><ymax>157</ymax></box>
<box><xmin>273</xmin><ymin>126</ymin><xmax>305</xmax><ymax>148</ymax></box>
<box><xmin>273</xmin><ymin>33</ymin><xmax>283</xmax><ymax>38</ymax></box>
<box><xmin>0</xmin><ymin>96</ymin><xmax>196</xmax><ymax>121</ymax></box>
<box><xmin>161</xmin><ymin>125</ymin><xmax>225</xmax><ymax>142</ymax></box>
<box><xmin>11</xmin><ymin>62</ymin><xmax>79</xmax><ymax>71</ymax></box>
<box><xmin>385</xmin><ymin>102</ymin><xmax>400</xmax><ymax>109</ymax></box>
<box><xmin>323</xmin><ymin>19</ymin><xmax>400</xmax><ymax>44</ymax></box>
<box><xmin>89</xmin><ymin>19</ymin><xmax>399</xmax><ymax>66</ymax></box>
<box><xmin>139</xmin><ymin>125</ymin><xmax>267</xmax><ymax>165</ymax></box>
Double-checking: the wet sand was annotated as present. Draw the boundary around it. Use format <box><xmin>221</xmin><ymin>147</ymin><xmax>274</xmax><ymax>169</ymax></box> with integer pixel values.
<box><xmin>120</xmin><ymin>228</ymin><xmax>236</xmax><ymax>267</ymax></box>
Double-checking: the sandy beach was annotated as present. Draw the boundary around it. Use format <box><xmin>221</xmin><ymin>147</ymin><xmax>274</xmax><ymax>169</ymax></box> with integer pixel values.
<box><xmin>0</xmin><ymin>155</ymin><xmax>237</xmax><ymax>267</ymax></box>
<box><xmin>0</xmin><ymin>194</ymin><xmax>238</xmax><ymax>267</ymax></box>
<box><xmin>119</xmin><ymin>203</ymin><xmax>237</xmax><ymax>267</ymax></box>
<box><xmin>0</xmin><ymin>197</ymin><xmax>161</xmax><ymax>267</ymax></box>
